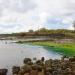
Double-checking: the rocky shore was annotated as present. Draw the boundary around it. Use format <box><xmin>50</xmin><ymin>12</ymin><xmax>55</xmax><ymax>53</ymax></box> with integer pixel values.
<box><xmin>0</xmin><ymin>56</ymin><xmax>75</xmax><ymax>75</ymax></box>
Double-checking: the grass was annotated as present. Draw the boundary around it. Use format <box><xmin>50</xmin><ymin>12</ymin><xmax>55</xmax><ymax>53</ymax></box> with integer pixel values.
<box><xmin>30</xmin><ymin>41</ymin><xmax>75</xmax><ymax>56</ymax></box>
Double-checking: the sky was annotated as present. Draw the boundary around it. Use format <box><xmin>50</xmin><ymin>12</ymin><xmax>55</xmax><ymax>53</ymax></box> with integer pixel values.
<box><xmin>0</xmin><ymin>0</ymin><xmax>75</xmax><ymax>33</ymax></box>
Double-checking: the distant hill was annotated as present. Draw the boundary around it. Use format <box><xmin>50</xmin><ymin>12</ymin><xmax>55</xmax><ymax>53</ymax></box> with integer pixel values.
<box><xmin>0</xmin><ymin>29</ymin><xmax>75</xmax><ymax>40</ymax></box>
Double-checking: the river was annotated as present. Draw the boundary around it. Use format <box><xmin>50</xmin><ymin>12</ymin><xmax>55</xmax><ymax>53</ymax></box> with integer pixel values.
<box><xmin>0</xmin><ymin>40</ymin><xmax>62</xmax><ymax>75</ymax></box>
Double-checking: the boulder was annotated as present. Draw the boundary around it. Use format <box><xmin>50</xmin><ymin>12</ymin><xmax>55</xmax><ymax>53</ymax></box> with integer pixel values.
<box><xmin>12</xmin><ymin>66</ymin><xmax>20</xmax><ymax>74</ymax></box>
<box><xmin>0</xmin><ymin>69</ymin><xmax>8</xmax><ymax>75</ymax></box>
<box><xmin>23</xmin><ymin>58</ymin><xmax>31</xmax><ymax>64</ymax></box>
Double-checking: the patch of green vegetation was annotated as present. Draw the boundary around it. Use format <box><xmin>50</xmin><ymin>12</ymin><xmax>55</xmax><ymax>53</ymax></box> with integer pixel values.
<box><xmin>30</xmin><ymin>41</ymin><xmax>75</xmax><ymax>56</ymax></box>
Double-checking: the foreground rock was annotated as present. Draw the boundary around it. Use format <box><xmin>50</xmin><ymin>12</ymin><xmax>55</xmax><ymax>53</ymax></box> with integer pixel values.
<box><xmin>12</xmin><ymin>56</ymin><xmax>75</xmax><ymax>75</ymax></box>
<box><xmin>0</xmin><ymin>69</ymin><xmax>8</xmax><ymax>75</ymax></box>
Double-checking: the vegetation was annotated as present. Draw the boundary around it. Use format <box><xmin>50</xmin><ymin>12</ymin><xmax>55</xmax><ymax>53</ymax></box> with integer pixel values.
<box><xmin>11</xmin><ymin>28</ymin><xmax>75</xmax><ymax>39</ymax></box>
<box><xmin>30</xmin><ymin>41</ymin><xmax>75</xmax><ymax>56</ymax></box>
<box><xmin>0</xmin><ymin>28</ymin><xmax>75</xmax><ymax>40</ymax></box>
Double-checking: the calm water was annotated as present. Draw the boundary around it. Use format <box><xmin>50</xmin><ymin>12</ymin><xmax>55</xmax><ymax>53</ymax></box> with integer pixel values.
<box><xmin>0</xmin><ymin>40</ymin><xmax>62</xmax><ymax>75</ymax></box>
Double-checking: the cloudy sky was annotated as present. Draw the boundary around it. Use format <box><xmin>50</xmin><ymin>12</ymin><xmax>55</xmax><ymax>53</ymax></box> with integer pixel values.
<box><xmin>0</xmin><ymin>0</ymin><xmax>75</xmax><ymax>33</ymax></box>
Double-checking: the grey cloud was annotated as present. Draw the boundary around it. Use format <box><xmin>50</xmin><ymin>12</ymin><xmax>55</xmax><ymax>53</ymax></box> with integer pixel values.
<box><xmin>0</xmin><ymin>0</ymin><xmax>36</xmax><ymax>13</ymax></box>
<box><xmin>0</xmin><ymin>24</ymin><xmax>16</xmax><ymax>28</ymax></box>
<box><xmin>62</xmin><ymin>0</ymin><xmax>75</xmax><ymax>17</ymax></box>
<box><xmin>0</xmin><ymin>0</ymin><xmax>75</xmax><ymax>33</ymax></box>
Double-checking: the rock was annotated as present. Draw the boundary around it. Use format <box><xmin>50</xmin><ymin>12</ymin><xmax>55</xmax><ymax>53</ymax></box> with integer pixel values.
<box><xmin>45</xmin><ymin>67</ymin><xmax>52</xmax><ymax>75</ymax></box>
<box><xmin>41</xmin><ymin>57</ymin><xmax>45</xmax><ymax>62</ymax></box>
<box><xmin>21</xmin><ymin>64</ymin><xmax>31</xmax><ymax>74</ymax></box>
<box><xmin>38</xmin><ymin>72</ymin><xmax>44</xmax><ymax>75</ymax></box>
<box><xmin>23</xmin><ymin>58</ymin><xmax>31</xmax><ymax>64</ymax></box>
<box><xmin>0</xmin><ymin>69</ymin><xmax>8</xmax><ymax>75</ymax></box>
<box><xmin>36</xmin><ymin>60</ymin><xmax>44</xmax><ymax>66</ymax></box>
<box><xmin>31</xmin><ymin>65</ymin><xmax>38</xmax><ymax>70</ymax></box>
<box><xmin>69</xmin><ymin>56</ymin><xmax>75</xmax><ymax>62</ymax></box>
<box><xmin>30</xmin><ymin>70</ymin><xmax>38</xmax><ymax>75</ymax></box>
<box><xmin>33</xmin><ymin>57</ymin><xmax>37</xmax><ymax>61</ymax></box>
<box><xmin>45</xmin><ymin>59</ymin><xmax>52</xmax><ymax>68</ymax></box>
<box><xmin>12</xmin><ymin>66</ymin><xmax>20</xmax><ymax>75</ymax></box>
<box><xmin>11</xmin><ymin>56</ymin><xmax>75</xmax><ymax>75</ymax></box>
<box><xmin>37</xmin><ymin>65</ymin><xmax>43</xmax><ymax>72</ymax></box>
<box><xmin>24</xmin><ymin>73</ymin><xmax>30</xmax><ymax>75</ymax></box>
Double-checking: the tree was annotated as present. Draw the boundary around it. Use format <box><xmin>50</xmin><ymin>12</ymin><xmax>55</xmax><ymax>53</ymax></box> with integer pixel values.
<box><xmin>74</xmin><ymin>25</ymin><xmax>75</xmax><ymax>31</ymax></box>
<box><xmin>37</xmin><ymin>28</ymin><xmax>49</xmax><ymax>32</ymax></box>
<box><xmin>73</xmin><ymin>21</ymin><xmax>75</xmax><ymax>31</ymax></box>
<box><xmin>28</xmin><ymin>29</ymin><xmax>34</xmax><ymax>33</ymax></box>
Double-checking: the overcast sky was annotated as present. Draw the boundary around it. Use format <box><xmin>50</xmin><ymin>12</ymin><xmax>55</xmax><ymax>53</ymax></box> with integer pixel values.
<box><xmin>0</xmin><ymin>0</ymin><xmax>75</xmax><ymax>33</ymax></box>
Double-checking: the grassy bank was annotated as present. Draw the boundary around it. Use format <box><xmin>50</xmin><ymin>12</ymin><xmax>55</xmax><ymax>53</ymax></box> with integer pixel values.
<box><xmin>29</xmin><ymin>41</ymin><xmax>75</xmax><ymax>56</ymax></box>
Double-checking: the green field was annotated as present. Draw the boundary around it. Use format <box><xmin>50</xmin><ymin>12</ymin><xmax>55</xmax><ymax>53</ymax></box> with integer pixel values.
<box><xmin>30</xmin><ymin>41</ymin><xmax>75</xmax><ymax>56</ymax></box>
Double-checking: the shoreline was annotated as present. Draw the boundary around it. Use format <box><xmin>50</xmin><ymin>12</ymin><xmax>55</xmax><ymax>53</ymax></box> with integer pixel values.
<box><xmin>16</xmin><ymin>41</ymin><xmax>75</xmax><ymax>56</ymax></box>
<box><xmin>31</xmin><ymin>41</ymin><xmax>75</xmax><ymax>56</ymax></box>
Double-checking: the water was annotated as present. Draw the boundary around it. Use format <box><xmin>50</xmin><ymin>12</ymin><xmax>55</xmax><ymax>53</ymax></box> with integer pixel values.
<box><xmin>0</xmin><ymin>40</ymin><xmax>62</xmax><ymax>75</ymax></box>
